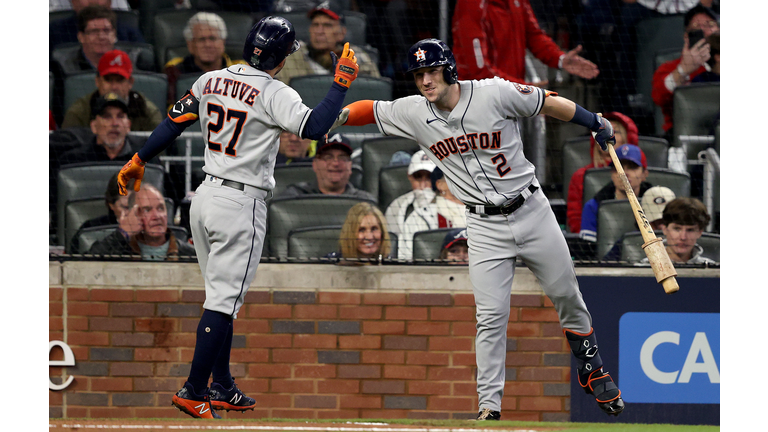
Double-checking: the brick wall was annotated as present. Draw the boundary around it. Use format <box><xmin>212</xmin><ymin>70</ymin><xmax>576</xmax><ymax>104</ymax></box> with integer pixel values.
<box><xmin>49</xmin><ymin>262</ymin><xmax>573</xmax><ymax>421</ymax></box>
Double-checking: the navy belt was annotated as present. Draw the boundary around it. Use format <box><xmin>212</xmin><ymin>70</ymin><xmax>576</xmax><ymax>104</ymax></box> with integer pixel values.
<box><xmin>467</xmin><ymin>185</ymin><xmax>538</xmax><ymax>216</ymax></box>
<box><xmin>222</xmin><ymin>179</ymin><xmax>246</xmax><ymax>191</ymax></box>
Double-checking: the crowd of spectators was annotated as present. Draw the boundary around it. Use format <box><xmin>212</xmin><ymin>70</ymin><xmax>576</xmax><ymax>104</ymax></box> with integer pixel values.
<box><xmin>49</xmin><ymin>0</ymin><xmax>720</xmax><ymax>265</ymax></box>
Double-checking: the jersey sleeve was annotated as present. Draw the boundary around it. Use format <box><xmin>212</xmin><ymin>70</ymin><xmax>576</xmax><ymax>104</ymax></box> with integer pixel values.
<box><xmin>372</xmin><ymin>96</ymin><xmax>421</xmax><ymax>140</ymax></box>
<box><xmin>263</xmin><ymin>85</ymin><xmax>312</xmax><ymax>136</ymax></box>
<box><xmin>167</xmin><ymin>90</ymin><xmax>200</xmax><ymax>127</ymax></box>
<box><xmin>495</xmin><ymin>78</ymin><xmax>547</xmax><ymax>118</ymax></box>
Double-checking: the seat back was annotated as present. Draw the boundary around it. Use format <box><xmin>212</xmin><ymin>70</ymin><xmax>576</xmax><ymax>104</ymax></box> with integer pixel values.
<box><xmin>63</xmin><ymin>72</ymin><xmax>96</xmax><ymax>114</ymax></box>
<box><xmin>620</xmin><ymin>231</ymin><xmax>720</xmax><ymax>263</ymax></box>
<box><xmin>412</xmin><ymin>228</ymin><xmax>457</xmax><ymax>261</ymax></box>
<box><xmin>272</xmin><ymin>163</ymin><xmax>316</xmax><ymax>198</ymax></box>
<box><xmin>596</xmin><ymin>199</ymin><xmax>636</xmax><ymax>260</ymax></box>
<box><xmin>130</xmin><ymin>72</ymin><xmax>169</xmax><ymax>112</ymax></box>
<box><xmin>266</xmin><ymin>195</ymin><xmax>376</xmax><ymax>258</ymax></box>
<box><xmin>57</xmin><ymin>162</ymin><xmax>166</xmax><ymax>246</ymax></box>
<box><xmin>561</xmin><ymin>136</ymin><xmax>591</xmax><ymax>197</ymax></box>
<box><xmin>114</xmin><ymin>41</ymin><xmax>157</xmax><ymax>72</ymax></box>
<box><xmin>173</xmin><ymin>73</ymin><xmax>203</xmax><ymax>103</ymax></box>
<box><xmin>634</xmin><ymin>15</ymin><xmax>684</xmax><ymax>117</ymax></box>
<box><xmin>638</xmin><ymin>136</ymin><xmax>669</xmax><ymax>168</ymax></box>
<box><xmin>582</xmin><ymin>167</ymin><xmax>691</xmax><ymax>206</ymax></box>
<box><xmin>378</xmin><ymin>165</ymin><xmax>412</xmax><ymax>212</ymax></box>
<box><xmin>361</xmin><ymin>137</ymin><xmax>420</xmax><ymax>199</ymax></box>
<box><xmin>288</xmin><ymin>75</ymin><xmax>393</xmax><ymax>134</ymax></box>
<box><xmin>672</xmin><ymin>83</ymin><xmax>720</xmax><ymax>159</ymax></box>
<box><xmin>287</xmin><ymin>225</ymin><xmax>342</xmax><ymax>259</ymax></box>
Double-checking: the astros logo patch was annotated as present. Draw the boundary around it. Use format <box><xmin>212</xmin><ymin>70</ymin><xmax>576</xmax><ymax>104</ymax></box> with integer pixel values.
<box><xmin>414</xmin><ymin>48</ymin><xmax>427</xmax><ymax>62</ymax></box>
<box><xmin>513</xmin><ymin>83</ymin><xmax>533</xmax><ymax>94</ymax></box>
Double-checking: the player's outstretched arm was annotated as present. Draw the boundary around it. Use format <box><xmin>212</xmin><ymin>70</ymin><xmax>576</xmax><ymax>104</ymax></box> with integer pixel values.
<box><xmin>541</xmin><ymin>95</ymin><xmax>614</xmax><ymax>151</ymax></box>
<box><xmin>329</xmin><ymin>100</ymin><xmax>375</xmax><ymax>131</ymax></box>
<box><xmin>117</xmin><ymin>92</ymin><xmax>200</xmax><ymax>195</ymax></box>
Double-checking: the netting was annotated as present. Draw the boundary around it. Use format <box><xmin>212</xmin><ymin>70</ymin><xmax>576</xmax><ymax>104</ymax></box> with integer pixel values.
<box><xmin>49</xmin><ymin>0</ymin><xmax>720</xmax><ymax>266</ymax></box>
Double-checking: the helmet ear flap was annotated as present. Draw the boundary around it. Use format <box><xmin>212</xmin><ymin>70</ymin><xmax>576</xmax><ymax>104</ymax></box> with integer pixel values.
<box><xmin>443</xmin><ymin>64</ymin><xmax>458</xmax><ymax>84</ymax></box>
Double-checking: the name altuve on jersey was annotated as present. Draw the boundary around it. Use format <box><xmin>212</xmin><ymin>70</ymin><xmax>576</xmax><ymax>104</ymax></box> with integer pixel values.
<box><xmin>428</xmin><ymin>131</ymin><xmax>502</xmax><ymax>161</ymax></box>
<box><xmin>201</xmin><ymin>77</ymin><xmax>261</xmax><ymax>106</ymax></box>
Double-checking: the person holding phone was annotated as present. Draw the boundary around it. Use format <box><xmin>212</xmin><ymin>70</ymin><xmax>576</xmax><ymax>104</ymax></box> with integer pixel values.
<box><xmin>651</xmin><ymin>4</ymin><xmax>719</xmax><ymax>136</ymax></box>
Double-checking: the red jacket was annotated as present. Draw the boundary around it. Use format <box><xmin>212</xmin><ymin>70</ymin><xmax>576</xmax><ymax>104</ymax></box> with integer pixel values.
<box><xmin>451</xmin><ymin>0</ymin><xmax>563</xmax><ymax>84</ymax></box>
<box><xmin>565</xmin><ymin>112</ymin><xmax>640</xmax><ymax>233</ymax></box>
<box><xmin>651</xmin><ymin>57</ymin><xmax>707</xmax><ymax>133</ymax></box>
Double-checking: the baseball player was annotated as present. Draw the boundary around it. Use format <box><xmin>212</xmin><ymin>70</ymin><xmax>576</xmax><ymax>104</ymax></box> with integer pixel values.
<box><xmin>116</xmin><ymin>16</ymin><xmax>360</xmax><ymax>419</ymax></box>
<box><xmin>331</xmin><ymin>39</ymin><xmax>624</xmax><ymax>419</ymax></box>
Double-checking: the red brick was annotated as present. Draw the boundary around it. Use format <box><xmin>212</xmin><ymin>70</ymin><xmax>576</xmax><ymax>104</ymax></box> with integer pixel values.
<box><xmin>68</xmin><ymin>331</ymin><xmax>109</xmax><ymax>346</ymax></box>
<box><xmin>508</xmin><ymin>307</ymin><xmax>521</xmax><ymax>321</ymax></box>
<box><xmin>248</xmin><ymin>304</ymin><xmax>292</xmax><ymax>319</ymax></box>
<box><xmin>362</xmin><ymin>321</ymin><xmax>405</xmax><ymax>335</ymax></box>
<box><xmin>452</xmin><ymin>322</ymin><xmax>477</xmax><ymax>336</ymax></box>
<box><xmin>504</xmin><ymin>411</ymin><xmax>542</xmax><ymax>422</ymax></box>
<box><xmin>339</xmin><ymin>305</ymin><xmax>382</xmax><ymax>320</ymax></box>
<box><xmin>427</xmin><ymin>396</ymin><xmax>475</xmax><ymax>411</ymax></box>
<box><xmin>180</xmin><ymin>289</ymin><xmax>206</xmax><ymax>303</ymax></box>
<box><xmin>383</xmin><ymin>365</ymin><xmax>426</xmax><ymax>380</ymax></box>
<box><xmin>247</xmin><ymin>334</ymin><xmax>292</xmax><ymax>348</ymax></box>
<box><xmin>132</xmin><ymin>378</ymin><xmax>180</xmax><ymax>392</ymax></box>
<box><xmin>272</xmin><ymin>349</ymin><xmax>317</xmax><ymax>364</ymax></box>
<box><xmin>50</xmin><ymin>288</ymin><xmax>63</xmax><ymax>301</ymax></box>
<box><xmin>361</xmin><ymin>350</ymin><xmax>404</xmax><ymax>364</ymax></box>
<box><xmin>519</xmin><ymin>338</ymin><xmax>566</xmax><ymax>352</ymax></box>
<box><xmin>509</xmin><ymin>294</ymin><xmax>543</xmax><ymax>307</ymax></box>
<box><xmin>90</xmin><ymin>289</ymin><xmax>133</xmax><ymax>302</ymax></box>
<box><xmin>520</xmin><ymin>308</ymin><xmax>560</xmax><ymax>322</ymax></box>
<box><xmin>179</xmin><ymin>318</ymin><xmax>199</xmax><ymax>332</ymax></box>
<box><xmin>408</xmin><ymin>293</ymin><xmax>452</xmax><ymax>306</ymax></box>
<box><xmin>519</xmin><ymin>396</ymin><xmax>563</xmax><ymax>411</ymax></box>
<box><xmin>450</xmin><ymin>353</ymin><xmax>477</xmax><ymax>366</ymax></box>
<box><xmin>234</xmin><ymin>319</ymin><xmax>269</xmax><ymax>334</ymax></box>
<box><xmin>270</xmin><ymin>379</ymin><xmax>314</xmax><ymax>393</ymax></box>
<box><xmin>543</xmin><ymin>296</ymin><xmax>555</xmax><ymax>307</ymax></box>
<box><xmin>110</xmin><ymin>303</ymin><xmax>155</xmax><ymax>317</ymax></box>
<box><xmin>406</xmin><ymin>351</ymin><xmax>450</xmax><ymax>366</ymax></box>
<box><xmin>90</xmin><ymin>377</ymin><xmax>133</xmax><ymax>392</ymax></box>
<box><xmin>49</xmin><ymin>302</ymin><xmax>62</xmax><ymax>317</ymax></box>
<box><xmin>49</xmin><ymin>390</ymin><xmax>63</xmax><ymax>405</ymax></box>
<box><xmin>50</xmin><ymin>317</ymin><xmax>63</xmax><ymax>331</ymax></box>
<box><xmin>49</xmin><ymin>331</ymin><xmax>64</xmax><ymax>341</ymax></box>
<box><xmin>233</xmin><ymin>378</ymin><xmax>269</xmax><ymax>394</ymax></box>
<box><xmin>407</xmin><ymin>381</ymin><xmax>450</xmax><ymax>395</ymax></box>
<box><xmin>504</xmin><ymin>381</ymin><xmax>543</xmax><ymax>396</ymax></box>
<box><xmin>67</xmin><ymin>288</ymin><xmax>89</xmax><ymax>300</ymax></box>
<box><xmin>293</xmin><ymin>334</ymin><xmax>337</xmax><ymax>349</ymax></box>
<box><xmin>453</xmin><ymin>382</ymin><xmax>477</xmax><ymax>395</ymax></box>
<box><xmin>110</xmin><ymin>363</ymin><xmax>153</xmax><ymax>376</ymax></box>
<box><xmin>244</xmin><ymin>290</ymin><xmax>270</xmax><ymax>304</ymax></box>
<box><xmin>90</xmin><ymin>407</ymin><xmax>135</xmax><ymax>418</ymax></box>
<box><xmin>134</xmin><ymin>289</ymin><xmax>178</xmax><ymax>302</ymax></box>
<box><xmin>136</xmin><ymin>407</ymin><xmax>185</xmax><ymax>419</ymax></box>
<box><xmin>248</xmin><ymin>363</ymin><xmax>291</xmax><ymax>377</ymax></box>
<box><xmin>430</xmin><ymin>307</ymin><xmax>475</xmax><ymax>321</ymax></box>
<box><xmin>68</xmin><ymin>302</ymin><xmax>109</xmax><ymax>317</ymax></box>
<box><xmin>294</xmin><ymin>304</ymin><xmax>338</xmax><ymax>319</ymax></box>
<box><xmin>542</xmin><ymin>323</ymin><xmax>565</xmax><ymax>337</ymax></box>
<box><xmin>89</xmin><ymin>317</ymin><xmax>133</xmax><ymax>332</ymax></box>
<box><xmin>318</xmin><ymin>379</ymin><xmax>360</xmax><ymax>394</ymax></box>
<box><xmin>362</xmin><ymin>293</ymin><xmax>406</xmax><ymax>305</ymax></box>
<box><xmin>429</xmin><ymin>336</ymin><xmax>473</xmax><ymax>351</ymax></box>
<box><xmin>229</xmin><ymin>348</ymin><xmax>270</xmax><ymax>363</ymax></box>
<box><xmin>385</xmin><ymin>306</ymin><xmax>427</xmax><ymax>320</ymax></box>
<box><xmin>339</xmin><ymin>335</ymin><xmax>380</xmax><ymax>350</ymax></box>
<box><xmin>428</xmin><ymin>367</ymin><xmax>474</xmax><ymax>381</ymax></box>
<box><xmin>505</xmin><ymin>352</ymin><xmax>542</xmax><ymax>366</ymax></box>
<box><xmin>361</xmin><ymin>380</ymin><xmax>405</xmax><ymax>394</ymax></box>
<box><xmin>271</xmin><ymin>409</ymin><xmax>315</xmax><ymax>419</ymax></box>
<box><xmin>318</xmin><ymin>292</ymin><xmax>361</xmax><ymax>305</ymax></box>
<box><xmin>112</xmin><ymin>332</ymin><xmax>155</xmax><ymax>347</ymax></box>
<box><xmin>134</xmin><ymin>348</ymin><xmax>179</xmax><ymax>362</ymax></box>
<box><xmin>133</xmin><ymin>318</ymin><xmax>175</xmax><ymax>333</ymax></box>
<box><xmin>340</xmin><ymin>394</ymin><xmax>381</xmax><ymax>409</ymax></box>
<box><xmin>338</xmin><ymin>365</ymin><xmax>381</xmax><ymax>379</ymax></box>
<box><xmin>506</xmin><ymin>322</ymin><xmax>542</xmax><ymax>337</ymax></box>
<box><xmin>294</xmin><ymin>364</ymin><xmax>336</xmax><ymax>378</ymax></box>
<box><xmin>295</xmin><ymin>395</ymin><xmax>337</xmax><ymax>409</ymax></box>
<box><xmin>65</xmin><ymin>407</ymin><xmax>87</xmax><ymax>417</ymax></box>
<box><xmin>153</xmin><ymin>333</ymin><xmax>196</xmax><ymax>347</ymax></box>
<box><xmin>517</xmin><ymin>367</ymin><xmax>567</xmax><ymax>382</ymax></box>
<box><xmin>453</xmin><ymin>293</ymin><xmax>476</xmax><ymax>306</ymax></box>
<box><xmin>66</xmin><ymin>317</ymin><xmax>89</xmax><ymax>331</ymax></box>
<box><xmin>252</xmin><ymin>394</ymin><xmax>291</xmax><ymax>407</ymax></box>
<box><xmin>407</xmin><ymin>322</ymin><xmax>450</xmax><ymax>336</ymax></box>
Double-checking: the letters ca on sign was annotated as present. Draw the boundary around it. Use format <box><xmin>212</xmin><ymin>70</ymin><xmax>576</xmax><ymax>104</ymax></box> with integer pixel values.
<box><xmin>49</xmin><ymin>340</ymin><xmax>75</xmax><ymax>391</ymax></box>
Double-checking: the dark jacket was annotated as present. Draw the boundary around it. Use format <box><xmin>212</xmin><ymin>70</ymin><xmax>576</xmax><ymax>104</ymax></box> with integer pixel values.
<box><xmin>58</xmin><ymin>135</ymin><xmax>145</xmax><ymax>166</ymax></box>
<box><xmin>62</xmin><ymin>90</ymin><xmax>162</xmax><ymax>131</ymax></box>
<box><xmin>87</xmin><ymin>229</ymin><xmax>196</xmax><ymax>260</ymax></box>
<box><xmin>278</xmin><ymin>181</ymin><xmax>376</xmax><ymax>202</ymax></box>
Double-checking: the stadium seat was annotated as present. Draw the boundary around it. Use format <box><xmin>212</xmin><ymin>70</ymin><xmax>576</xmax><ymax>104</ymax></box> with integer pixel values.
<box><xmin>287</xmin><ymin>225</ymin><xmax>343</xmax><ymax>259</ymax></box>
<box><xmin>582</xmin><ymin>167</ymin><xmax>691</xmax><ymax>206</ymax></box>
<box><xmin>378</xmin><ymin>165</ymin><xmax>411</xmax><ymax>212</ymax></box>
<box><xmin>637</xmin><ymin>136</ymin><xmax>669</xmax><ymax>168</ymax></box>
<box><xmin>361</xmin><ymin>137</ymin><xmax>419</xmax><ymax>200</ymax></box>
<box><xmin>596</xmin><ymin>199</ymin><xmax>636</xmax><ymax>260</ymax></box>
<box><xmin>71</xmin><ymin>224</ymin><xmax>189</xmax><ymax>255</ymax></box>
<box><xmin>672</xmin><ymin>83</ymin><xmax>720</xmax><ymax>159</ymax></box>
<box><xmin>272</xmin><ymin>163</ymin><xmax>316</xmax><ymax>198</ymax></box>
<box><xmin>288</xmin><ymin>75</ymin><xmax>393</xmax><ymax>134</ymax></box>
<box><xmin>62</xmin><ymin>70</ymin><xmax>166</xmax><ymax>114</ymax></box>
<box><xmin>62</xmin><ymin>72</ymin><xmax>97</xmax><ymax>114</ymax></box>
<box><xmin>56</xmin><ymin>162</ymin><xmax>166</xmax><ymax>247</ymax></box>
<box><xmin>266</xmin><ymin>195</ymin><xmax>375</xmax><ymax>258</ymax></box>
<box><xmin>174</xmin><ymin>73</ymin><xmax>204</xmax><ymax>103</ymax></box>
<box><xmin>634</xmin><ymin>15</ymin><xmax>684</xmax><ymax>120</ymax></box>
<box><xmin>619</xmin><ymin>231</ymin><xmax>720</xmax><ymax>263</ymax></box>
<box><xmin>50</xmin><ymin>71</ymin><xmax>55</xmax><ymax>109</ymax></box>
<box><xmin>412</xmin><ymin>228</ymin><xmax>457</xmax><ymax>261</ymax></box>
<box><xmin>343</xmin><ymin>132</ymin><xmax>384</xmax><ymax>150</ymax></box>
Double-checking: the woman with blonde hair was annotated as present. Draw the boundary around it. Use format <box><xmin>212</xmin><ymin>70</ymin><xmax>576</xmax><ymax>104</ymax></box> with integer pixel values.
<box><xmin>331</xmin><ymin>202</ymin><xmax>392</xmax><ymax>261</ymax></box>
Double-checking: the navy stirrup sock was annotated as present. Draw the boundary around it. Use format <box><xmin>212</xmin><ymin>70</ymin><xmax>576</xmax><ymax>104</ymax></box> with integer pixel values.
<box><xmin>212</xmin><ymin>320</ymin><xmax>235</xmax><ymax>389</ymax></box>
<box><xmin>187</xmin><ymin>309</ymin><xmax>233</xmax><ymax>394</ymax></box>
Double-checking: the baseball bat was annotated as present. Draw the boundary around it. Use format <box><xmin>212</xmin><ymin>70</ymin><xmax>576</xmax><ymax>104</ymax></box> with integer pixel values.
<box><xmin>606</xmin><ymin>142</ymin><xmax>679</xmax><ymax>294</ymax></box>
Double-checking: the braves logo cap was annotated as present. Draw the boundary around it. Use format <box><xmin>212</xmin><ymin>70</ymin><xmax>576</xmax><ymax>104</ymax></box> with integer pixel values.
<box><xmin>308</xmin><ymin>0</ymin><xmax>345</xmax><ymax>22</ymax></box>
<box><xmin>98</xmin><ymin>50</ymin><xmax>133</xmax><ymax>79</ymax></box>
<box><xmin>316</xmin><ymin>133</ymin><xmax>352</xmax><ymax>156</ymax></box>
<box><xmin>442</xmin><ymin>228</ymin><xmax>468</xmax><ymax>250</ymax></box>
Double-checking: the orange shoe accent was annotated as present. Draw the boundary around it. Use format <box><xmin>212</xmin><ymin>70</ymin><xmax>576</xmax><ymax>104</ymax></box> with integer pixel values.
<box><xmin>172</xmin><ymin>394</ymin><xmax>216</xmax><ymax>419</ymax></box>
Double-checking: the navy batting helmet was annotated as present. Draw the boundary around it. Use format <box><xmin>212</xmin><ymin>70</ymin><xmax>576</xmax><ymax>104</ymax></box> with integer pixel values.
<box><xmin>406</xmin><ymin>39</ymin><xmax>458</xmax><ymax>84</ymax></box>
<box><xmin>243</xmin><ymin>16</ymin><xmax>300</xmax><ymax>71</ymax></box>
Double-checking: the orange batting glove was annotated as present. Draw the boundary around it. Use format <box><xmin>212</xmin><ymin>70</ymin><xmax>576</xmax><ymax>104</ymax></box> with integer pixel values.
<box><xmin>117</xmin><ymin>153</ymin><xmax>146</xmax><ymax>196</ymax></box>
<box><xmin>332</xmin><ymin>42</ymin><xmax>359</xmax><ymax>88</ymax></box>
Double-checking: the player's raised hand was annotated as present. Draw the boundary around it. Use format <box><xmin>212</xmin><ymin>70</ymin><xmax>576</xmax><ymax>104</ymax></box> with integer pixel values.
<box><xmin>591</xmin><ymin>113</ymin><xmax>615</xmax><ymax>151</ymax></box>
<box><xmin>332</xmin><ymin>42</ymin><xmax>359</xmax><ymax>88</ymax></box>
<box><xmin>117</xmin><ymin>153</ymin><xmax>146</xmax><ymax>196</ymax></box>
<box><xmin>330</xmin><ymin>108</ymin><xmax>350</xmax><ymax>132</ymax></box>
<box><xmin>561</xmin><ymin>45</ymin><xmax>599</xmax><ymax>80</ymax></box>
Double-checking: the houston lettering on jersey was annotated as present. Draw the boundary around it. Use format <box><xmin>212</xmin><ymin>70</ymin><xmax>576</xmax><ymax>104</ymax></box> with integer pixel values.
<box><xmin>428</xmin><ymin>131</ymin><xmax>501</xmax><ymax>160</ymax></box>
<box><xmin>202</xmin><ymin>77</ymin><xmax>260</xmax><ymax>106</ymax></box>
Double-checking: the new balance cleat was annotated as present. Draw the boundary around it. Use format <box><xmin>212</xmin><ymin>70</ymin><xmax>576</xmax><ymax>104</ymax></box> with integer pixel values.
<box><xmin>580</xmin><ymin>368</ymin><xmax>625</xmax><ymax>416</ymax></box>
<box><xmin>209</xmin><ymin>381</ymin><xmax>256</xmax><ymax>412</ymax></box>
<box><xmin>172</xmin><ymin>382</ymin><xmax>221</xmax><ymax>419</ymax></box>
<box><xmin>476</xmin><ymin>408</ymin><xmax>501</xmax><ymax>420</ymax></box>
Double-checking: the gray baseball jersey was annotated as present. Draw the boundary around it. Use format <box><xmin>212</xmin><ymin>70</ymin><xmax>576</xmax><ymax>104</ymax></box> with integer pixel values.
<box><xmin>371</xmin><ymin>77</ymin><xmax>593</xmax><ymax>412</ymax></box>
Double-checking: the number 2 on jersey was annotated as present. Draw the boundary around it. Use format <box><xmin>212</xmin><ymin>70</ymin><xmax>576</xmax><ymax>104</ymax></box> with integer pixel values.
<box><xmin>491</xmin><ymin>153</ymin><xmax>511</xmax><ymax>177</ymax></box>
<box><xmin>207</xmin><ymin>103</ymin><xmax>247</xmax><ymax>156</ymax></box>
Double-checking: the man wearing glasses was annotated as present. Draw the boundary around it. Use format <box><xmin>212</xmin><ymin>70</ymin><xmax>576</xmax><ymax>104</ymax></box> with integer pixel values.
<box><xmin>278</xmin><ymin>133</ymin><xmax>375</xmax><ymax>201</ymax></box>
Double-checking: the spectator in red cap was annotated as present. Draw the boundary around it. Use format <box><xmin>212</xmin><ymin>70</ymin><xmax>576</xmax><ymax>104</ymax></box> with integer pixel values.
<box><xmin>62</xmin><ymin>49</ymin><xmax>162</xmax><ymax>131</ymax></box>
<box><xmin>276</xmin><ymin>1</ymin><xmax>381</xmax><ymax>86</ymax></box>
